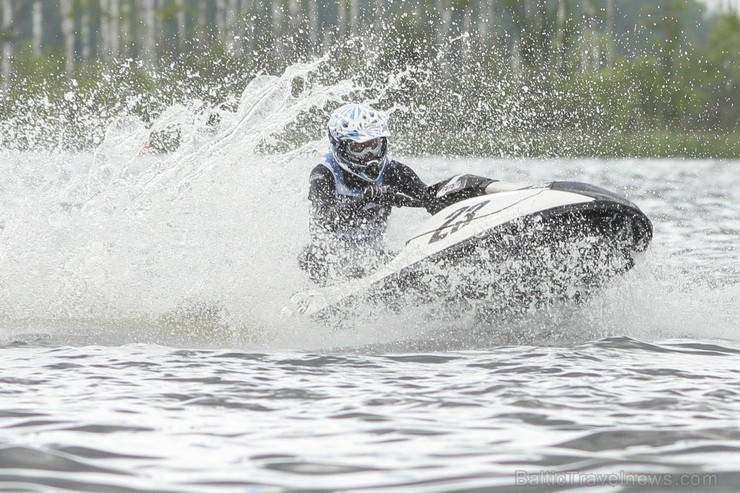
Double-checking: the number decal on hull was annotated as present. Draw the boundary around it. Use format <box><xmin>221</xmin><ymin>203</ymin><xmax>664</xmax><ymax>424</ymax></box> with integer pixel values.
<box><xmin>429</xmin><ymin>200</ymin><xmax>490</xmax><ymax>244</ymax></box>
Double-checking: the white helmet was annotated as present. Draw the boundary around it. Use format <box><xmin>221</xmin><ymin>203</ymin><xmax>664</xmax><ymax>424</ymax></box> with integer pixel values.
<box><xmin>328</xmin><ymin>103</ymin><xmax>390</xmax><ymax>182</ymax></box>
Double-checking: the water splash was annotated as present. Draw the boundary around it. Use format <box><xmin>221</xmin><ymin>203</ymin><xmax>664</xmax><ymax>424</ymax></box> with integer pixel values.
<box><xmin>0</xmin><ymin>59</ymin><xmax>358</xmax><ymax>347</ymax></box>
<box><xmin>0</xmin><ymin>58</ymin><xmax>738</xmax><ymax>350</ymax></box>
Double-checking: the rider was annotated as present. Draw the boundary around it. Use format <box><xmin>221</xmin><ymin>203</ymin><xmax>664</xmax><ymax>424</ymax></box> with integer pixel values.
<box><xmin>300</xmin><ymin>103</ymin><xmax>434</xmax><ymax>284</ymax></box>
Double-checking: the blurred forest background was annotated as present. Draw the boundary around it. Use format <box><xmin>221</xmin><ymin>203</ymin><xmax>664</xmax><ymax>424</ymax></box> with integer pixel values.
<box><xmin>0</xmin><ymin>0</ymin><xmax>738</xmax><ymax>157</ymax></box>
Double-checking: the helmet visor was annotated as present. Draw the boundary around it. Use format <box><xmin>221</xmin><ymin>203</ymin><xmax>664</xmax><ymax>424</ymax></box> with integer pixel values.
<box><xmin>346</xmin><ymin>138</ymin><xmax>384</xmax><ymax>166</ymax></box>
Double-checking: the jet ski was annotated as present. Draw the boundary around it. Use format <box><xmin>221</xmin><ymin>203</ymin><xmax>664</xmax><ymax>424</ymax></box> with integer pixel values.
<box><xmin>293</xmin><ymin>174</ymin><xmax>653</xmax><ymax>320</ymax></box>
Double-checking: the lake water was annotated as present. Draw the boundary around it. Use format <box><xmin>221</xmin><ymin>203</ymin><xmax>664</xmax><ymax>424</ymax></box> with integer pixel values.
<box><xmin>2</xmin><ymin>150</ymin><xmax>738</xmax><ymax>492</ymax></box>
<box><xmin>1</xmin><ymin>78</ymin><xmax>739</xmax><ymax>491</ymax></box>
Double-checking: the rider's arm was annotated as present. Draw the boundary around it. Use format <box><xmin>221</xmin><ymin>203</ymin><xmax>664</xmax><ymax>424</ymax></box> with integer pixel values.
<box><xmin>308</xmin><ymin>165</ymin><xmax>344</xmax><ymax>231</ymax></box>
<box><xmin>384</xmin><ymin>161</ymin><xmax>435</xmax><ymax>212</ymax></box>
<box><xmin>309</xmin><ymin>166</ymin><xmax>336</xmax><ymax>205</ymax></box>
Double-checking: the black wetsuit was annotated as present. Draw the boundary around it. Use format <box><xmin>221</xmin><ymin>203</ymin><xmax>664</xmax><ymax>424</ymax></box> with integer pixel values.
<box><xmin>300</xmin><ymin>156</ymin><xmax>434</xmax><ymax>284</ymax></box>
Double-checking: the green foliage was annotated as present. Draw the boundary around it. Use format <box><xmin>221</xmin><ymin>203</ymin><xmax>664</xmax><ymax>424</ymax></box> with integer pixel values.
<box><xmin>0</xmin><ymin>1</ymin><xmax>738</xmax><ymax>157</ymax></box>
<box><xmin>704</xmin><ymin>13</ymin><xmax>740</xmax><ymax>129</ymax></box>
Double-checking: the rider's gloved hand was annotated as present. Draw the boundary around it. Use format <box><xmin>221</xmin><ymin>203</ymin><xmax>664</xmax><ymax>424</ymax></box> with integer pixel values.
<box><xmin>363</xmin><ymin>184</ymin><xmax>393</xmax><ymax>201</ymax></box>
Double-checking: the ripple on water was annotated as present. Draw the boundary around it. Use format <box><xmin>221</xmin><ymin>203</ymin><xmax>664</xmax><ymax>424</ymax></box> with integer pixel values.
<box><xmin>1</xmin><ymin>337</ymin><xmax>740</xmax><ymax>491</ymax></box>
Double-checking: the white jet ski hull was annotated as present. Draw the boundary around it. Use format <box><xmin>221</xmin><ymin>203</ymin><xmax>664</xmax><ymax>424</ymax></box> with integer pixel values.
<box><xmin>294</xmin><ymin>179</ymin><xmax>652</xmax><ymax>320</ymax></box>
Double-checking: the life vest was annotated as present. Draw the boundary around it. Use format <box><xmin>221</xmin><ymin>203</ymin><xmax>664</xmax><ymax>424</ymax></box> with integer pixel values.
<box><xmin>315</xmin><ymin>152</ymin><xmax>391</xmax><ymax>244</ymax></box>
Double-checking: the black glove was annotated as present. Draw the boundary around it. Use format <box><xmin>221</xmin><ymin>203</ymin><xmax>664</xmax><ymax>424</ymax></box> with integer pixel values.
<box><xmin>363</xmin><ymin>184</ymin><xmax>393</xmax><ymax>202</ymax></box>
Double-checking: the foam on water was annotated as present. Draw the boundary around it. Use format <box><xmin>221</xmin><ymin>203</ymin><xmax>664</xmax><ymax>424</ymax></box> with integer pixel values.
<box><xmin>0</xmin><ymin>61</ymin><xmax>738</xmax><ymax>351</ymax></box>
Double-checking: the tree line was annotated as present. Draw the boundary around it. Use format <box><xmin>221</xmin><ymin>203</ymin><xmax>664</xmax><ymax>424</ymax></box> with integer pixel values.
<box><xmin>0</xmin><ymin>0</ymin><xmax>738</xmax><ymax>156</ymax></box>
